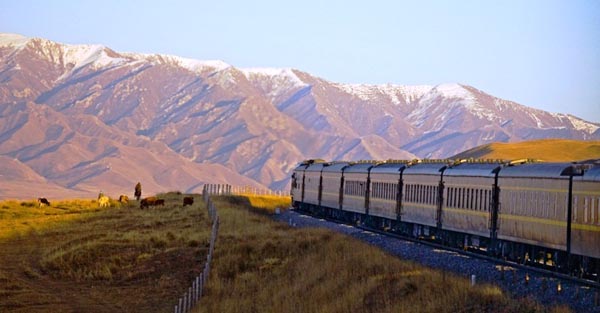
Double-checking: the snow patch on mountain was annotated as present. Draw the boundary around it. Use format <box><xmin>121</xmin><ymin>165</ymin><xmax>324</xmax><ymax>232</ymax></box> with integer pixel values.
<box><xmin>336</xmin><ymin>83</ymin><xmax>432</xmax><ymax>105</ymax></box>
<box><xmin>566</xmin><ymin>115</ymin><xmax>600</xmax><ymax>134</ymax></box>
<box><xmin>241</xmin><ymin>68</ymin><xmax>308</xmax><ymax>99</ymax></box>
<box><xmin>62</xmin><ymin>45</ymin><xmax>126</xmax><ymax>72</ymax></box>
<box><xmin>121</xmin><ymin>52</ymin><xmax>231</xmax><ymax>73</ymax></box>
<box><xmin>0</xmin><ymin>33</ymin><xmax>29</xmax><ymax>48</ymax></box>
<box><xmin>242</xmin><ymin>68</ymin><xmax>306</xmax><ymax>88</ymax></box>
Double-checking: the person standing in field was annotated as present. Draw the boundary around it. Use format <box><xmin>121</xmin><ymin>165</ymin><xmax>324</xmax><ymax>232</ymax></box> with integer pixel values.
<box><xmin>134</xmin><ymin>182</ymin><xmax>142</xmax><ymax>201</ymax></box>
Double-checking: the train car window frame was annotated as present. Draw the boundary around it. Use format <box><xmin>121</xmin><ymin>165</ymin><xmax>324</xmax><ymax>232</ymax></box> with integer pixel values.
<box><xmin>573</xmin><ymin>196</ymin><xmax>578</xmax><ymax>221</ymax></box>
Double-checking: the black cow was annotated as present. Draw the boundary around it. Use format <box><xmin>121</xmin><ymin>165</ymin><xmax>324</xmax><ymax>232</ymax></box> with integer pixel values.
<box><xmin>37</xmin><ymin>198</ymin><xmax>50</xmax><ymax>207</ymax></box>
<box><xmin>183</xmin><ymin>196</ymin><xmax>194</xmax><ymax>206</ymax></box>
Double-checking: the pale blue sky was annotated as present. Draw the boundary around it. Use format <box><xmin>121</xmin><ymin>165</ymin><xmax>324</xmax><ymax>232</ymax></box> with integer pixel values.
<box><xmin>2</xmin><ymin>0</ymin><xmax>599</xmax><ymax>122</ymax></box>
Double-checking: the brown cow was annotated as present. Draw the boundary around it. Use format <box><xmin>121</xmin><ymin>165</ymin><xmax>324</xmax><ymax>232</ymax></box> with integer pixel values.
<box><xmin>118</xmin><ymin>195</ymin><xmax>129</xmax><ymax>204</ymax></box>
<box><xmin>37</xmin><ymin>197</ymin><xmax>50</xmax><ymax>207</ymax></box>
<box><xmin>140</xmin><ymin>196</ymin><xmax>158</xmax><ymax>209</ymax></box>
<box><xmin>183</xmin><ymin>196</ymin><xmax>194</xmax><ymax>206</ymax></box>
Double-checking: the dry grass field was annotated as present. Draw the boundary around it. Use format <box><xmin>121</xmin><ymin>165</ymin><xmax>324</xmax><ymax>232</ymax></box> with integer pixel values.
<box><xmin>451</xmin><ymin>139</ymin><xmax>600</xmax><ymax>162</ymax></box>
<box><xmin>193</xmin><ymin>195</ymin><xmax>570</xmax><ymax>313</ymax></box>
<box><xmin>0</xmin><ymin>193</ymin><xmax>210</xmax><ymax>313</ymax></box>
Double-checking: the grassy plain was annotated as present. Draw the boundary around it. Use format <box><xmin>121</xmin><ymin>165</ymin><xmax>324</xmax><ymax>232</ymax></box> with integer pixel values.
<box><xmin>194</xmin><ymin>195</ymin><xmax>569</xmax><ymax>313</ymax></box>
<box><xmin>451</xmin><ymin>139</ymin><xmax>600</xmax><ymax>162</ymax></box>
<box><xmin>0</xmin><ymin>193</ymin><xmax>209</xmax><ymax>313</ymax></box>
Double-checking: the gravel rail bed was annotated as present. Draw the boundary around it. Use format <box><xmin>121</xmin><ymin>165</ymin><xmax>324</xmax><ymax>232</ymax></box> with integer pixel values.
<box><xmin>274</xmin><ymin>209</ymin><xmax>600</xmax><ymax>313</ymax></box>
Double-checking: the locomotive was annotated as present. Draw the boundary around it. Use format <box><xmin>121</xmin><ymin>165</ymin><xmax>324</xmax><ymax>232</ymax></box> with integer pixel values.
<box><xmin>290</xmin><ymin>159</ymin><xmax>600</xmax><ymax>279</ymax></box>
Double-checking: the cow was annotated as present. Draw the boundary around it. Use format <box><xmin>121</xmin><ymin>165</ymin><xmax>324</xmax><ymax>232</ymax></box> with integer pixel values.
<box><xmin>140</xmin><ymin>196</ymin><xmax>158</xmax><ymax>209</ymax></box>
<box><xmin>37</xmin><ymin>197</ymin><xmax>50</xmax><ymax>207</ymax></box>
<box><xmin>183</xmin><ymin>196</ymin><xmax>194</xmax><ymax>206</ymax></box>
<box><xmin>98</xmin><ymin>195</ymin><xmax>110</xmax><ymax>208</ymax></box>
<box><xmin>118</xmin><ymin>195</ymin><xmax>129</xmax><ymax>205</ymax></box>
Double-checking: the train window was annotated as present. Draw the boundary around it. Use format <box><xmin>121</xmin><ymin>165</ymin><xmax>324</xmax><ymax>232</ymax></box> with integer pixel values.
<box><xmin>482</xmin><ymin>189</ymin><xmax>486</xmax><ymax>211</ymax></box>
<box><xmin>454</xmin><ymin>188</ymin><xmax>458</xmax><ymax>208</ymax></box>
<box><xmin>596</xmin><ymin>198</ymin><xmax>599</xmax><ymax>225</ymax></box>
<box><xmin>584</xmin><ymin>197</ymin><xmax>589</xmax><ymax>223</ymax></box>
<box><xmin>384</xmin><ymin>182</ymin><xmax>388</xmax><ymax>199</ymax></box>
<box><xmin>452</xmin><ymin>187</ymin><xmax>456</xmax><ymax>207</ymax></box>
<box><xmin>573</xmin><ymin>196</ymin><xmax>579</xmax><ymax>221</ymax></box>
<box><xmin>469</xmin><ymin>189</ymin><xmax>473</xmax><ymax>210</ymax></box>
<box><xmin>479</xmin><ymin>190</ymin><xmax>484</xmax><ymax>211</ymax></box>
<box><xmin>468</xmin><ymin>189</ymin><xmax>473</xmax><ymax>210</ymax></box>
<box><xmin>483</xmin><ymin>189</ymin><xmax>487</xmax><ymax>211</ymax></box>
<box><xmin>427</xmin><ymin>185</ymin><xmax>431</xmax><ymax>204</ymax></box>
<box><xmin>595</xmin><ymin>198</ymin><xmax>600</xmax><ymax>225</ymax></box>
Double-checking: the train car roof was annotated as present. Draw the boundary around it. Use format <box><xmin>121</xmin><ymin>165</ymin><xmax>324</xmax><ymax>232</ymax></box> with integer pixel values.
<box><xmin>293</xmin><ymin>163</ymin><xmax>310</xmax><ymax>171</ymax></box>
<box><xmin>344</xmin><ymin>162</ymin><xmax>377</xmax><ymax>173</ymax></box>
<box><xmin>403</xmin><ymin>162</ymin><xmax>449</xmax><ymax>175</ymax></box>
<box><xmin>579</xmin><ymin>165</ymin><xmax>600</xmax><ymax>181</ymax></box>
<box><xmin>371</xmin><ymin>162</ymin><xmax>409</xmax><ymax>174</ymax></box>
<box><xmin>322</xmin><ymin>162</ymin><xmax>351</xmax><ymax>172</ymax></box>
<box><xmin>305</xmin><ymin>162</ymin><xmax>327</xmax><ymax>172</ymax></box>
<box><xmin>498</xmin><ymin>162</ymin><xmax>575</xmax><ymax>178</ymax></box>
<box><xmin>445</xmin><ymin>162</ymin><xmax>502</xmax><ymax>177</ymax></box>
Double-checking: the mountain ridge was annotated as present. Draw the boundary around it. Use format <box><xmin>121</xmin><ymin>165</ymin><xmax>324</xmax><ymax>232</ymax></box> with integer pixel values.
<box><xmin>1</xmin><ymin>33</ymin><xmax>598</xmax><ymax>199</ymax></box>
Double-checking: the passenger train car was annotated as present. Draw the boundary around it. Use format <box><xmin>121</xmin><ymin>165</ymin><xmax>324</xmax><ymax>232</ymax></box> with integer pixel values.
<box><xmin>290</xmin><ymin>159</ymin><xmax>600</xmax><ymax>279</ymax></box>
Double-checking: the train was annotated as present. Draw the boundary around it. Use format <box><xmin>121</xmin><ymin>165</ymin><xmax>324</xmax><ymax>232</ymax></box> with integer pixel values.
<box><xmin>290</xmin><ymin>159</ymin><xmax>600</xmax><ymax>279</ymax></box>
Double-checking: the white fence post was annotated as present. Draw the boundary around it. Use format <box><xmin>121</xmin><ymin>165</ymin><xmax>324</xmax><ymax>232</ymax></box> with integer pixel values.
<box><xmin>174</xmin><ymin>185</ymin><xmax>227</xmax><ymax>312</ymax></box>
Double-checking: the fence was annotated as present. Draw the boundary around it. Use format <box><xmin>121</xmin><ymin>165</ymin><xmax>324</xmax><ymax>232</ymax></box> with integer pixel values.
<box><xmin>173</xmin><ymin>186</ymin><xmax>219</xmax><ymax>313</ymax></box>
<box><xmin>172</xmin><ymin>184</ymin><xmax>288</xmax><ymax>313</ymax></box>
<box><xmin>202</xmin><ymin>184</ymin><xmax>290</xmax><ymax>197</ymax></box>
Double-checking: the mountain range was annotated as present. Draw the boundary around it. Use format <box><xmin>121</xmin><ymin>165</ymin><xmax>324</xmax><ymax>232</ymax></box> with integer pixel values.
<box><xmin>1</xmin><ymin>33</ymin><xmax>599</xmax><ymax>199</ymax></box>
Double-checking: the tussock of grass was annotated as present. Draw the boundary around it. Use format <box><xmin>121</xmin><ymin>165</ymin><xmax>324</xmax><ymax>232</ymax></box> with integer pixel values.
<box><xmin>194</xmin><ymin>195</ymin><xmax>567</xmax><ymax>313</ymax></box>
